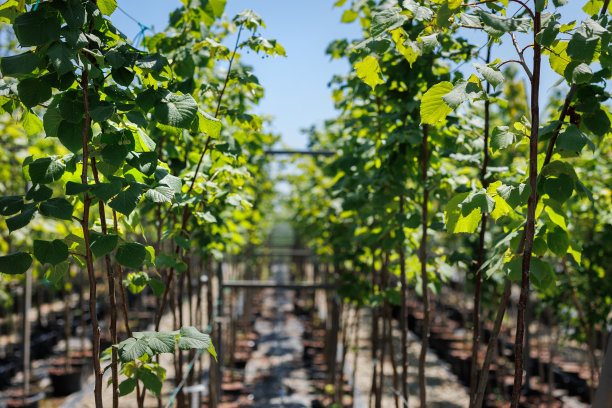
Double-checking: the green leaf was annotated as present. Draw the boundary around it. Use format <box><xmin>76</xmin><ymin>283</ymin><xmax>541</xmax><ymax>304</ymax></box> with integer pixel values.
<box><xmin>460</xmin><ymin>190</ymin><xmax>495</xmax><ymax>216</ymax></box>
<box><xmin>174</xmin><ymin>235</ymin><xmax>190</xmax><ymax>250</ymax></box>
<box><xmin>43</xmin><ymin>107</ymin><xmax>62</xmax><ymax>138</ymax></box>
<box><xmin>17</xmin><ymin>77</ymin><xmax>51</xmax><ymax>108</ymax></box>
<box><xmin>97</xmin><ymin>0</ymin><xmax>118</xmax><ymax>16</ymax></box>
<box><xmin>119</xmin><ymin>378</ymin><xmax>137</xmax><ymax>397</ymax></box>
<box><xmin>564</xmin><ymin>61</ymin><xmax>592</xmax><ymax>84</ymax></box>
<box><xmin>149</xmin><ymin>278</ymin><xmax>166</xmax><ymax>298</ymax></box>
<box><xmin>530</xmin><ymin>257</ymin><xmax>556</xmax><ymax>291</ymax></box>
<box><xmin>26</xmin><ymin>184</ymin><xmax>53</xmax><ymax>202</ymax></box>
<box><xmin>47</xmin><ymin>42</ymin><xmax>74</xmax><ymax>76</ymax></box>
<box><xmin>420</xmin><ymin>82</ymin><xmax>453</xmax><ymax>125</ymax></box>
<box><xmin>442</xmin><ymin>79</ymin><xmax>482</xmax><ymax>109</ymax></box>
<box><xmin>91</xmin><ymin>181</ymin><xmax>123</xmax><ymax>202</ymax></box>
<box><xmin>135</xmin><ymin>54</ymin><xmax>165</xmax><ymax>72</ymax></box>
<box><xmin>144</xmin><ymin>331</ymin><xmax>175</xmax><ymax>354</ymax></box>
<box><xmin>145</xmin><ymin>186</ymin><xmax>174</xmax><ymax>203</ymax></box>
<box><xmin>13</xmin><ymin>4</ymin><xmax>61</xmax><ymax>47</ymax></box>
<box><xmin>341</xmin><ymin>9</ymin><xmax>358</xmax><ymax>23</ymax></box>
<box><xmin>39</xmin><ymin>198</ymin><xmax>73</xmax><ymax>220</ymax></box>
<box><xmin>56</xmin><ymin>0</ymin><xmax>86</xmax><ymax>28</ymax></box>
<box><xmin>90</xmin><ymin>100</ymin><xmax>115</xmax><ymax>123</ymax></box>
<box><xmin>111</xmin><ymin>67</ymin><xmax>134</xmax><ymax>86</ymax></box>
<box><xmin>116</xmin><ymin>242</ymin><xmax>147</xmax><ymax>269</ymax></box>
<box><xmin>124</xmin><ymin>271</ymin><xmax>149</xmax><ymax>294</ymax></box>
<box><xmin>153</xmin><ymin>93</ymin><xmax>198</xmax><ymax>129</ymax></box>
<box><xmin>196</xmin><ymin>111</ymin><xmax>221</xmax><ymax>139</ymax></box>
<box><xmin>65</xmin><ymin>182</ymin><xmax>90</xmax><ymax>195</ymax></box>
<box><xmin>0</xmin><ymin>252</ymin><xmax>32</xmax><ymax>274</ymax></box>
<box><xmin>475</xmin><ymin>10</ymin><xmax>530</xmax><ymax>37</ymax></box>
<box><xmin>473</xmin><ymin>63</ymin><xmax>504</xmax><ymax>89</ymax></box>
<box><xmin>444</xmin><ymin>192</ymin><xmax>481</xmax><ymax>234</ymax></box>
<box><xmin>556</xmin><ymin>124</ymin><xmax>593</xmax><ymax>152</ymax></box>
<box><xmin>90</xmin><ymin>233</ymin><xmax>119</xmax><ymax>258</ymax></box>
<box><xmin>33</xmin><ymin>239</ymin><xmax>68</xmax><ymax>266</ymax></box>
<box><xmin>155</xmin><ymin>169</ymin><xmax>182</xmax><ymax>193</ymax></box>
<box><xmin>582</xmin><ymin>108</ymin><xmax>610</xmax><ymax>136</ymax></box>
<box><xmin>543</xmin><ymin>174</ymin><xmax>573</xmax><ymax>203</ymax></box>
<box><xmin>117</xmin><ymin>337</ymin><xmax>149</xmax><ymax>363</ymax></box>
<box><xmin>490</xmin><ymin>126</ymin><xmax>515</xmax><ymax>151</ymax></box>
<box><xmin>354</xmin><ymin>56</ymin><xmax>384</xmax><ymax>90</ymax></box>
<box><xmin>136</xmin><ymin>367</ymin><xmax>162</xmax><ymax>397</ymax></box>
<box><xmin>536</xmin><ymin>20</ymin><xmax>560</xmax><ymax>48</ymax></box>
<box><xmin>6</xmin><ymin>204</ymin><xmax>37</xmax><ymax>232</ymax></box>
<box><xmin>29</xmin><ymin>157</ymin><xmax>65</xmax><ymax>184</ymax></box>
<box><xmin>496</xmin><ymin>183</ymin><xmax>531</xmax><ymax>208</ymax></box>
<box><xmin>45</xmin><ymin>261</ymin><xmax>69</xmax><ymax>288</ymax></box>
<box><xmin>59</xmin><ymin>91</ymin><xmax>84</xmax><ymax>123</ymax></box>
<box><xmin>101</xmin><ymin>144</ymin><xmax>128</xmax><ymax>167</ymax></box>
<box><xmin>0</xmin><ymin>196</ymin><xmax>24</xmax><ymax>216</ymax></box>
<box><xmin>177</xmin><ymin>326</ymin><xmax>212</xmax><ymax>351</ymax></box>
<box><xmin>22</xmin><ymin>109</ymin><xmax>43</xmax><ymax>136</ymax></box>
<box><xmin>371</xmin><ymin>8</ymin><xmax>407</xmax><ymax>37</ymax></box>
<box><xmin>403</xmin><ymin>0</ymin><xmax>434</xmax><ymax>21</ymax></box>
<box><xmin>109</xmin><ymin>185</ymin><xmax>142</xmax><ymax>216</ymax></box>
<box><xmin>126</xmin><ymin>151</ymin><xmax>157</xmax><ymax>176</ymax></box>
<box><xmin>58</xmin><ymin>120</ymin><xmax>88</xmax><ymax>153</ymax></box>
<box><xmin>1</xmin><ymin>52</ymin><xmax>39</xmax><ymax>77</ymax></box>
<box><xmin>547</xmin><ymin>226</ymin><xmax>569</xmax><ymax>256</ymax></box>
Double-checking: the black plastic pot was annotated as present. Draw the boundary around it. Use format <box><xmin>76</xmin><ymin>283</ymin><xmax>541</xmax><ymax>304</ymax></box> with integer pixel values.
<box><xmin>49</xmin><ymin>367</ymin><xmax>83</xmax><ymax>396</ymax></box>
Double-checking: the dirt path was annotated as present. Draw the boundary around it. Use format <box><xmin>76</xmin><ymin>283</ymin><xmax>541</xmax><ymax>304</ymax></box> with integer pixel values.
<box><xmin>243</xmin><ymin>262</ymin><xmax>315</xmax><ymax>407</ymax></box>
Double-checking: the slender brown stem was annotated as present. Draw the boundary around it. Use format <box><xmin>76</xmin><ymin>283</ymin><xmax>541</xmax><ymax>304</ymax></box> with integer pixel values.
<box><xmin>418</xmin><ymin>124</ymin><xmax>430</xmax><ymax>408</ymax></box>
<box><xmin>511</xmin><ymin>11</ymin><xmax>541</xmax><ymax>407</ymax></box>
<box><xmin>398</xmin><ymin>196</ymin><xmax>409</xmax><ymax>406</ymax></box>
<box><xmin>80</xmin><ymin>69</ymin><xmax>103</xmax><ymax>408</ymax></box>
<box><xmin>91</xmin><ymin>158</ymin><xmax>118</xmax><ymax>408</ymax></box>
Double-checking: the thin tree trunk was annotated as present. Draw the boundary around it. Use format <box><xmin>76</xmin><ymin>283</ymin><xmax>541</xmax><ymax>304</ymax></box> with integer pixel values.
<box><xmin>469</xmin><ymin>42</ymin><xmax>492</xmax><ymax>406</ymax></box>
<box><xmin>511</xmin><ymin>11</ymin><xmax>541</xmax><ymax>406</ymax></box>
<box><xmin>418</xmin><ymin>124</ymin><xmax>430</xmax><ymax>408</ymax></box>
<box><xmin>398</xmin><ymin>196</ymin><xmax>409</xmax><ymax>406</ymax></box>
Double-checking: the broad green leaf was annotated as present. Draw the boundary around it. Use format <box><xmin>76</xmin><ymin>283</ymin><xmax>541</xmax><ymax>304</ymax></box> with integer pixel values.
<box><xmin>583</xmin><ymin>108</ymin><xmax>610</xmax><ymax>136</ymax></box>
<box><xmin>476</xmin><ymin>10</ymin><xmax>530</xmax><ymax>37</ymax></box>
<box><xmin>145</xmin><ymin>186</ymin><xmax>174</xmax><ymax>203</ymax></box>
<box><xmin>530</xmin><ymin>257</ymin><xmax>556</xmax><ymax>291</ymax></box>
<box><xmin>196</xmin><ymin>111</ymin><xmax>221</xmax><ymax>139</ymax></box>
<box><xmin>354</xmin><ymin>56</ymin><xmax>384</xmax><ymax>90</ymax></box>
<box><xmin>490</xmin><ymin>126</ymin><xmax>515</xmax><ymax>151</ymax></box>
<box><xmin>549</xmin><ymin>41</ymin><xmax>570</xmax><ymax>76</ymax></box>
<box><xmin>460</xmin><ymin>190</ymin><xmax>495</xmax><ymax>216</ymax></box>
<box><xmin>33</xmin><ymin>239</ymin><xmax>68</xmax><ymax>266</ymax></box>
<box><xmin>22</xmin><ymin>109</ymin><xmax>43</xmax><ymax>136</ymax></box>
<box><xmin>91</xmin><ymin>181</ymin><xmax>123</xmax><ymax>202</ymax></box>
<box><xmin>56</xmin><ymin>0</ymin><xmax>86</xmax><ymax>28</ymax></box>
<box><xmin>43</xmin><ymin>107</ymin><xmax>62</xmax><ymax>138</ymax></box>
<box><xmin>97</xmin><ymin>0</ymin><xmax>117</xmax><ymax>16</ymax></box>
<box><xmin>155</xmin><ymin>169</ymin><xmax>182</xmax><ymax>193</ymax></box>
<box><xmin>65</xmin><ymin>182</ymin><xmax>90</xmax><ymax>195</ymax></box>
<box><xmin>420</xmin><ymin>82</ymin><xmax>453</xmax><ymax>125</ymax></box>
<box><xmin>543</xmin><ymin>174</ymin><xmax>573</xmax><ymax>203</ymax></box>
<box><xmin>90</xmin><ymin>233</ymin><xmax>119</xmax><ymax>258</ymax></box>
<box><xmin>117</xmin><ymin>337</ymin><xmax>149</xmax><ymax>363</ymax></box>
<box><xmin>0</xmin><ymin>196</ymin><xmax>24</xmax><ymax>216</ymax></box>
<box><xmin>556</xmin><ymin>124</ymin><xmax>593</xmax><ymax>152</ymax></box>
<box><xmin>403</xmin><ymin>0</ymin><xmax>434</xmax><ymax>21</ymax></box>
<box><xmin>371</xmin><ymin>7</ymin><xmax>407</xmax><ymax>37</ymax></box>
<box><xmin>564</xmin><ymin>61</ymin><xmax>592</xmax><ymax>84</ymax></box>
<box><xmin>0</xmin><ymin>51</ymin><xmax>38</xmax><ymax>77</ymax></box>
<box><xmin>153</xmin><ymin>93</ymin><xmax>198</xmax><ymax>129</ymax></box>
<box><xmin>536</xmin><ymin>20</ymin><xmax>560</xmax><ymax>47</ymax></box>
<box><xmin>13</xmin><ymin>4</ymin><xmax>61</xmax><ymax>47</ymax></box>
<box><xmin>47</xmin><ymin>42</ymin><xmax>74</xmax><ymax>76</ymax></box>
<box><xmin>124</xmin><ymin>271</ymin><xmax>149</xmax><ymax>294</ymax></box>
<box><xmin>445</xmin><ymin>192</ymin><xmax>481</xmax><ymax>234</ymax></box>
<box><xmin>177</xmin><ymin>326</ymin><xmax>212</xmax><ymax>351</ymax></box>
<box><xmin>109</xmin><ymin>185</ymin><xmax>143</xmax><ymax>216</ymax></box>
<box><xmin>136</xmin><ymin>367</ymin><xmax>162</xmax><ymax>397</ymax></box>
<box><xmin>544</xmin><ymin>204</ymin><xmax>567</xmax><ymax>230</ymax></box>
<box><xmin>144</xmin><ymin>331</ymin><xmax>175</xmax><ymax>354</ymax></box>
<box><xmin>174</xmin><ymin>235</ymin><xmax>190</xmax><ymax>250</ymax></box>
<box><xmin>126</xmin><ymin>151</ymin><xmax>157</xmax><ymax>176</ymax></box>
<box><xmin>45</xmin><ymin>261</ymin><xmax>69</xmax><ymax>288</ymax></box>
<box><xmin>116</xmin><ymin>242</ymin><xmax>147</xmax><ymax>269</ymax></box>
<box><xmin>149</xmin><ymin>278</ymin><xmax>166</xmax><ymax>298</ymax></box>
<box><xmin>17</xmin><ymin>77</ymin><xmax>51</xmax><ymax>108</ymax></box>
<box><xmin>58</xmin><ymin>120</ymin><xmax>88</xmax><ymax>153</ymax></box>
<box><xmin>26</xmin><ymin>184</ymin><xmax>53</xmax><ymax>202</ymax></box>
<box><xmin>89</xmin><ymin>100</ymin><xmax>115</xmax><ymax>122</ymax></box>
<box><xmin>6</xmin><ymin>204</ymin><xmax>37</xmax><ymax>232</ymax></box>
<box><xmin>39</xmin><ymin>198</ymin><xmax>73</xmax><ymax>220</ymax></box>
<box><xmin>119</xmin><ymin>378</ymin><xmax>137</xmax><ymax>397</ymax></box>
<box><xmin>0</xmin><ymin>252</ymin><xmax>32</xmax><ymax>274</ymax></box>
<box><xmin>28</xmin><ymin>157</ymin><xmax>65</xmax><ymax>184</ymax></box>
<box><xmin>341</xmin><ymin>9</ymin><xmax>358</xmax><ymax>23</ymax></box>
<box><xmin>135</xmin><ymin>54</ymin><xmax>165</xmax><ymax>72</ymax></box>
<box><xmin>496</xmin><ymin>183</ymin><xmax>530</xmax><ymax>208</ymax></box>
<box><xmin>473</xmin><ymin>63</ymin><xmax>504</xmax><ymax>89</ymax></box>
<box><xmin>547</xmin><ymin>226</ymin><xmax>569</xmax><ymax>256</ymax></box>
<box><xmin>442</xmin><ymin>79</ymin><xmax>482</xmax><ymax>109</ymax></box>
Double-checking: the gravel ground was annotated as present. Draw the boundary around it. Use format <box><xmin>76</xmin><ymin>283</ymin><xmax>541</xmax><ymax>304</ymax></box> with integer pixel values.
<box><xmin>345</xmin><ymin>308</ymin><xmax>470</xmax><ymax>408</ymax></box>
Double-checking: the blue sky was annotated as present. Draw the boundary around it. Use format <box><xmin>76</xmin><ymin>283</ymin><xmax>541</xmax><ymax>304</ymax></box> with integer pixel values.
<box><xmin>112</xmin><ymin>1</ymin><xmax>590</xmax><ymax>149</ymax></box>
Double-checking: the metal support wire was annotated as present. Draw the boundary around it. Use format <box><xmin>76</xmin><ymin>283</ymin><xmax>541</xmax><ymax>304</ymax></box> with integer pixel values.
<box><xmin>164</xmin><ymin>350</ymin><xmax>204</xmax><ymax>408</ymax></box>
